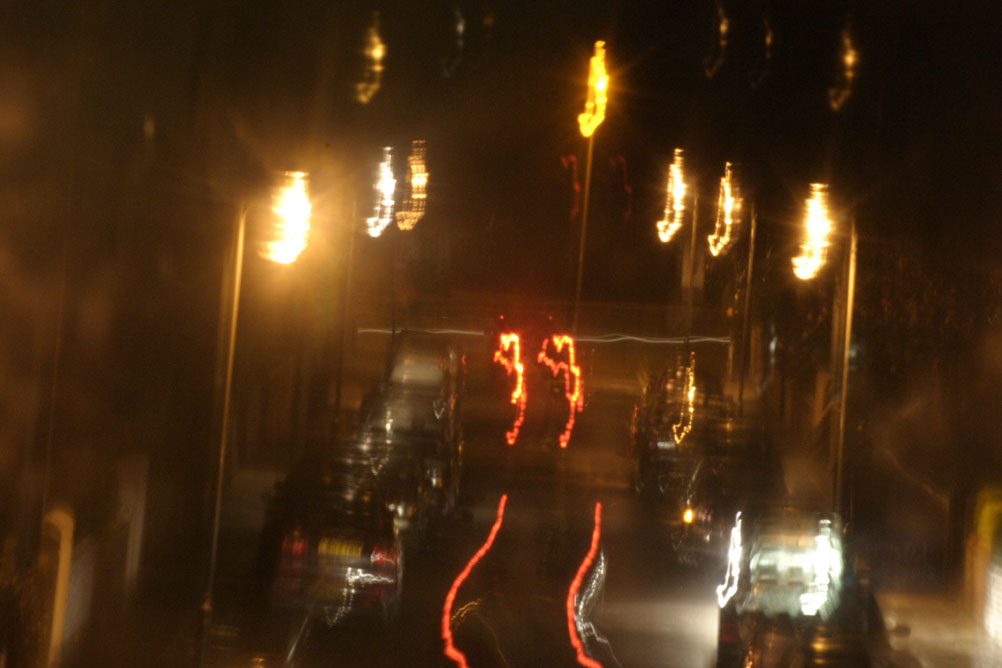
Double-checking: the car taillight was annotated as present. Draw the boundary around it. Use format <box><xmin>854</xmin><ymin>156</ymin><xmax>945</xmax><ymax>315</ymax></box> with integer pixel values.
<box><xmin>281</xmin><ymin>531</ymin><xmax>308</xmax><ymax>565</ymax></box>
<box><xmin>371</xmin><ymin>544</ymin><xmax>397</xmax><ymax>567</ymax></box>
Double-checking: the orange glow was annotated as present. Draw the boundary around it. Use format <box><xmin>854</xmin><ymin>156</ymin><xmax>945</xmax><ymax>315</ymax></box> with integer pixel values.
<box><xmin>566</xmin><ymin>502</ymin><xmax>603</xmax><ymax>668</ymax></box>
<box><xmin>443</xmin><ymin>494</ymin><xmax>508</xmax><ymax>668</ymax></box>
<box><xmin>656</xmin><ymin>148</ymin><xmax>686</xmax><ymax>243</ymax></box>
<box><xmin>708</xmin><ymin>162</ymin><xmax>740</xmax><ymax>257</ymax></box>
<box><xmin>493</xmin><ymin>333</ymin><xmax>526</xmax><ymax>446</ymax></box>
<box><xmin>829</xmin><ymin>27</ymin><xmax>857</xmax><ymax>112</ymax></box>
<box><xmin>578</xmin><ymin>41</ymin><xmax>608</xmax><ymax>138</ymax></box>
<box><xmin>672</xmin><ymin>352</ymin><xmax>696</xmax><ymax>445</ymax></box>
<box><xmin>261</xmin><ymin>171</ymin><xmax>311</xmax><ymax>264</ymax></box>
<box><xmin>395</xmin><ymin>140</ymin><xmax>428</xmax><ymax>231</ymax></box>
<box><xmin>683</xmin><ymin>508</ymin><xmax>694</xmax><ymax>524</ymax></box>
<box><xmin>355</xmin><ymin>13</ymin><xmax>386</xmax><ymax>104</ymax></box>
<box><xmin>538</xmin><ymin>334</ymin><xmax>584</xmax><ymax>449</ymax></box>
<box><xmin>792</xmin><ymin>183</ymin><xmax>832</xmax><ymax>280</ymax></box>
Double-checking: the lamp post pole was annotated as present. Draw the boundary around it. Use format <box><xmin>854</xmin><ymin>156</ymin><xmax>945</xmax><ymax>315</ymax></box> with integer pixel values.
<box><xmin>737</xmin><ymin>205</ymin><xmax>757</xmax><ymax>416</ymax></box>
<box><xmin>196</xmin><ymin>205</ymin><xmax>246</xmax><ymax>667</ymax></box>
<box><xmin>572</xmin><ymin>133</ymin><xmax>594</xmax><ymax>334</ymax></box>
<box><xmin>834</xmin><ymin>219</ymin><xmax>857</xmax><ymax>516</ymax></box>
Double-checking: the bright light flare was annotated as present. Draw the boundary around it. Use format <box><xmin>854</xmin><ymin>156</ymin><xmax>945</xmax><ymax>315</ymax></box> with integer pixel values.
<box><xmin>261</xmin><ymin>171</ymin><xmax>311</xmax><ymax>264</ymax></box>
<box><xmin>355</xmin><ymin>13</ymin><xmax>385</xmax><ymax>104</ymax></box>
<box><xmin>717</xmin><ymin>512</ymin><xmax>743</xmax><ymax>608</ymax></box>
<box><xmin>443</xmin><ymin>494</ymin><xmax>508</xmax><ymax>668</ymax></box>
<box><xmin>683</xmin><ymin>508</ymin><xmax>694</xmax><ymax>524</ymax></box>
<box><xmin>792</xmin><ymin>183</ymin><xmax>832</xmax><ymax>280</ymax></box>
<box><xmin>538</xmin><ymin>334</ymin><xmax>584</xmax><ymax>449</ymax></box>
<box><xmin>656</xmin><ymin>148</ymin><xmax>686</xmax><ymax>243</ymax></box>
<box><xmin>578</xmin><ymin>41</ymin><xmax>608</xmax><ymax>138</ymax></box>
<box><xmin>366</xmin><ymin>147</ymin><xmax>396</xmax><ymax>238</ymax></box>
<box><xmin>566</xmin><ymin>502</ymin><xmax>603</xmax><ymax>668</ymax></box>
<box><xmin>708</xmin><ymin>162</ymin><xmax>740</xmax><ymax>257</ymax></box>
<box><xmin>671</xmin><ymin>352</ymin><xmax>695</xmax><ymax>445</ymax></box>
<box><xmin>396</xmin><ymin>140</ymin><xmax>428</xmax><ymax>231</ymax></box>
<box><xmin>493</xmin><ymin>333</ymin><xmax>526</xmax><ymax>446</ymax></box>
<box><xmin>829</xmin><ymin>27</ymin><xmax>857</xmax><ymax>111</ymax></box>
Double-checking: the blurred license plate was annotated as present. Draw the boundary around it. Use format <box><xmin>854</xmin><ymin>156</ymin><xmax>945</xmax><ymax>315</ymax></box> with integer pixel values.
<box><xmin>657</xmin><ymin>440</ymin><xmax>675</xmax><ymax>450</ymax></box>
<box><xmin>318</xmin><ymin>537</ymin><xmax>362</xmax><ymax>559</ymax></box>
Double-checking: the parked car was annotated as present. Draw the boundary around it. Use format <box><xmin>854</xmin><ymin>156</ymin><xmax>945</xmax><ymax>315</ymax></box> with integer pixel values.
<box><xmin>259</xmin><ymin>454</ymin><xmax>404</xmax><ymax>626</ymax></box>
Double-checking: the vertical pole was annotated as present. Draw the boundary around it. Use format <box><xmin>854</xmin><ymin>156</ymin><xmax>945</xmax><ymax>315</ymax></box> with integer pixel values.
<box><xmin>737</xmin><ymin>206</ymin><xmax>757</xmax><ymax>416</ymax></box>
<box><xmin>572</xmin><ymin>133</ymin><xmax>595</xmax><ymax>334</ymax></box>
<box><xmin>684</xmin><ymin>195</ymin><xmax>700</xmax><ymax>342</ymax></box>
<box><xmin>834</xmin><ymin>220</ymin><xmax>857</xmax><ymax>516</ymax></box>
<box><xmin>333</xmin><ymin>202</ymin><xmax>356</xmax><ymax>427</ymax></box>
<box><xmin>197</xmin><ymin>206</ymin><xmax>246</xmax><ymax>667</ymax></box>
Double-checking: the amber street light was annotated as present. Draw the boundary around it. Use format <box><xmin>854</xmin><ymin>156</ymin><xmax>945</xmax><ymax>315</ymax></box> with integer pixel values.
<box><xmin>197</xmin><ymin>172</ymin><xmax>312</xmax><ymax>667</ymax></box>
<box><xmin>572</xmin><ymin>40</ymin><xmax>609</xmax><ymax>333</ymax></box>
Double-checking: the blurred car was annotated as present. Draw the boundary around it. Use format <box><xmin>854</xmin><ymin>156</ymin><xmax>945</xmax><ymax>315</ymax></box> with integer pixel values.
<box><xmin>629</xmin><ymin>362</ymin><xmax>731</xmax><ymax>498</ymax></box>
<box><xmin>672</xmin><ymin>437</ymin><xmax>788</xmax><ymax>568</ymax></box>
<box><xmin>259</xmin><ymin>455</ymin><xmax>404</xmax><ymax>626</ymax></box>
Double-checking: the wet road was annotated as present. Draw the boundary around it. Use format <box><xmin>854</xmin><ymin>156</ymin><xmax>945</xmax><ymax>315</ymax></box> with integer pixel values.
<box><xmin>209</xmin><ymin>372</ymin><xmax>728</xmax><ymax>668</ymax></box>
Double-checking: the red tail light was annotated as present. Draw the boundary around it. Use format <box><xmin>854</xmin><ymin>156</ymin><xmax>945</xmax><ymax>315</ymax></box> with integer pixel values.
<box><xmin>282</xmin><ymin>531</ymin><xmax>307</xmax><ymax>558</ymax></box>
<box><xmin>371</xmin><ymin>544</ymin><xmax>397</xmax><ymax>567</ymax></box>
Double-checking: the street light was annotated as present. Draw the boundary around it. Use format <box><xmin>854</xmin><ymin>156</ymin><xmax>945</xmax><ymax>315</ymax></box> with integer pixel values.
<box><xmin>366</xmin><ymin>147</ymin><xmax>396</xmax><ymax>238</ymax></box>
<box><xmin>197</xmin><ymin>172</ymin><xmax>312</xmax><ymax>667</ymax></box>
<box><xmin>792</xmin><ymin>183</ymin><xmax>832</xmax><ymax>280</ymax></box>
<box><xmin>656</xmin><ymin>148</ymin><xmax>687</xmax><ymax>244</ymax></box>
<box><xmin>707</xmin><ymin>161</ymin><xmax>740</xmax><ymax>257</ymax></box>
<box><xmin>395</xmin><ymin>140</ymin><xmax>428</xmax><ymax>231</ymax></box>
<box><xmin>572</xmin><ymin>40</ymin><xmax>609</xmax><ymax>334</ymax></box>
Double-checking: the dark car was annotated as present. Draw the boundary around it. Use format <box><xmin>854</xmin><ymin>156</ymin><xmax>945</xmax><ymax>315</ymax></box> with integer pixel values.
<box><xmin>259</xmin><ymin>455</ymin><xmax>404</xmax><ymax>626</ymax></box>
<box><xmin>630</xmin><ymin>361</ymin><xmax>730</xmax><ymax>499</ymax></box>
<box><xmin>672</xmin><ymin>438</ymin><xmax>788</xmax><ymax>568</ymax></box>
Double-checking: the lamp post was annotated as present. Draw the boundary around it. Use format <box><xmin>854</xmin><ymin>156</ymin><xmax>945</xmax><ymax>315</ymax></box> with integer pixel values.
<box><xmin>571</xmin><ymin>40</ymin><xmax>608</xmax><ymax>334</ymax></box>
<box><xmin>196</xmin><ymin>172</ymin><xmax>312</xmax><ymax>667</ymax></box>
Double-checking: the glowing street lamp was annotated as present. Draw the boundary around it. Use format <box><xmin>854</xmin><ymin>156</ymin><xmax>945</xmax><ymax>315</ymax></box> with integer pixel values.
<box><xmin>577</xmin><ymin>41</ymin><xmax>608</xmax><ymax>138</ymax></box>
<box><xmin>198</xmin><ymin>172</ymin><xmax>312</xmax><ymax>666</ymax></box>
<box><xmin>656</xmin><ymin>148</ymin><xmax>687</xmax><ymax>244</ymax></box>
<box><xmin>355</xmin><ymin>13</ymin><xmax>386</xmax><ymax>104</ymax></box>
<box><xmin>366</xmin><ymin>147</ymin><xmax>396</xmax><ymax>238</ymax></box>
<box><xmin>395</xmin><ymin>140</ymin><xmax>428</xmax><ymax>231</ymax></box>
<box><xmin>260</xmin><ymin>171</ymin><xmax>312</xmax><ymax>264</ymax></box>
<box><xmin>707</xmin><ymin>162</ymin><xmax>740</xmax><ymax>257</ymax></box>
<box><xmin>792</xmin><ymin>183</ymin><xmax>832</xmax><ymax>280</ymax></box>
<box><xmin>572</xmin><ymin>40</ymin><xmax>610</xmax><ymax>333</ymax></box>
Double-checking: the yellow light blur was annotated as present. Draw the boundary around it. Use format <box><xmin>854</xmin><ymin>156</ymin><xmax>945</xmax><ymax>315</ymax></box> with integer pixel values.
<box><xmin>395</xmin><ymin>140</ymin><xmax>428</xmax><ymax>231</ymax></box>
<box><xmin>672</xmin><ymin>352</ymin><xmax>696</xmax><ymax>444</ymax></box>
<box><xmin>708</xmin><ymin>162</ymin><xmax>740</xmax><ymax>257</ymax></box>
<box><xmin>261</xmin><ymin>171</ymin><xmax>311</xmax><ymax>264</ymax></box>
<box><xmin>704</xmin><ymin>1</ymin><xmax>729</xmax><ymax>78</ymax></box>
<box><xmin>578</xmin><ymin>41</ymin><xmax>608</xmax><ymax>138</ymax></box>
<box><xmin>829</xmin><ymin>28</ymin><xmax>857</xmax><ymax>111</ymax></box>
<box><xmin>355</xmin><ymin>13</ymin><xmax>385</xmax><ymax>104</ymax></box>
<box><xmin>366</xmin><ymin>147</ymin><xmax>396</xmax><ymax>238</ymax></box>
<box><xmin>683</xmin><ymin>508</ymin><xmax>694</xmax><ymax>524</ymax></box>
<box><xmin>656</xmin><ymin>148</ymin><xmax>686</xmax><ymax>244</ymax></box>
<box><xmin>792</xmin><ymin>183</ymin><xmax>832</xmax><ymax>280</ymax></box>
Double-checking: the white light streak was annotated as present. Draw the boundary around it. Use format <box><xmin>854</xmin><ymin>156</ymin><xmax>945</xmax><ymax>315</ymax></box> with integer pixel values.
<box><xmin>656</xmin><ymin>149</ymin><xmax>686</xmax><ymax>244</ymax></box>
<box><xmin>717</xmin><ymin>512</ymin><xmax>742</xmax><ymax>608</ymax></box>
<box><xmin>792</xmin><ymin>183</ymin><xmax>832</xmax><ymax>280</ymax></box>
<box><xmin>261</xmin><ymin>171</ymin><xmax>311</xmax><ymax>264</ymax></box>
<box><xmin>707</xmin><ymin>161</ymin><xmax>740</xmax><ymax>257</ymax></box>
<box><xmin>395</xmin><ymin>140</ymin><xmax>428</xmax><ymax>231</ymax></box>
<box><xmin>366</xmin><ymin>147</ymin><xmax>396</xmax><ymax>238</ymax></box>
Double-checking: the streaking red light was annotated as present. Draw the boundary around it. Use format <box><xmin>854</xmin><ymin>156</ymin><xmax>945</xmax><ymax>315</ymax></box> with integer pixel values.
<box><xmin>442</xmin><ymin>494</ymin><xmax>508</xmax><ymax>668</ymax></box>
<box><xmin>567</xmin><ymin>502</ymin><xmax>603</xmax><ymax>668</ymax></box>
<box><xmin>493</xmin><ymin>332</ymin><xmax>526</xmax><ymax>446</ymax></box>
<box><xmin>538</xmin><ymin>334</ymin><xmax>584</xmax><ymax>448</ymax></box>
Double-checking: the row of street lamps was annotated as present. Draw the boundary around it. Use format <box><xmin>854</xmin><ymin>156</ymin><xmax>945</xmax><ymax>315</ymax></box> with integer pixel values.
<box><xmin>569</xmin><ymin>41</ymin><xmax>858</xmax><ymax>515</ymax></box>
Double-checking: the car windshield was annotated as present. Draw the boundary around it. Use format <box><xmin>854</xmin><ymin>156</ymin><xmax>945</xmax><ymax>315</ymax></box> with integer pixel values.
<box><xmin>6</xmin><ymin>3</ymin><xmax>1002</xmax><ymax>668</ymax></box>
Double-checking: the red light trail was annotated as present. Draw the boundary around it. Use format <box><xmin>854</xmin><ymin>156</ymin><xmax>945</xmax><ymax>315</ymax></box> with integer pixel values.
<box><xmin>538</xmin><ymin>334</ymin><xmax>584</xmax><ymax>448</ymax></box>
<box><xmin>567</xmin><ymin>502</ymin><xmax>603</xmax><ymax>668</ymax></box>
<box><xmin>493</xmin><ymin>332</ymin><xmax>526</xmax><ymax>446</ymax></box>
<box><xmin>442</xmin><ymin>494</ymin><xmax>508</xmax><ymax>668</ymax></box>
